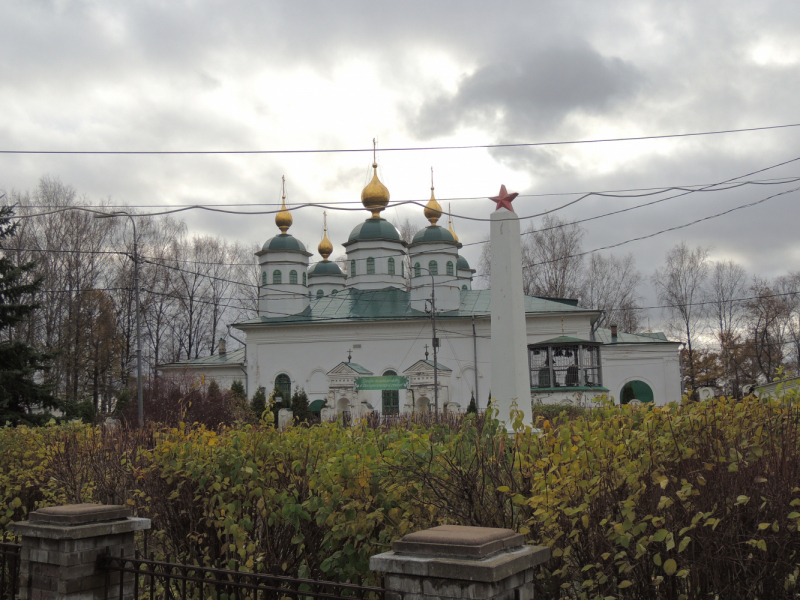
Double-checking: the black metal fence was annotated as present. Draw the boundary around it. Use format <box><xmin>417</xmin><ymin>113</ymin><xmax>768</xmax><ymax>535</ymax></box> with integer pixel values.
<box><xmin>0</xmin><ymin>542</ymin><xmax>20</xmax><ymax>600</ymax></box>
<box><xmin>100</xmin><ymin>553</ymin><xmax>384</xmax><ymax>600</ymax></box>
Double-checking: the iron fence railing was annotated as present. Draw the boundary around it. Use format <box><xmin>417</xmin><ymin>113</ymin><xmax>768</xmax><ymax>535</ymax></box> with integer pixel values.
<box><xmin>0</xmin><ymin>542</ymin><xmax>21</xmax><ymax>600</ymax></box>
<box><xmin>100</xmin><ymin>552</ymin><xmax>384</xmax><ymax>600</ymax></box>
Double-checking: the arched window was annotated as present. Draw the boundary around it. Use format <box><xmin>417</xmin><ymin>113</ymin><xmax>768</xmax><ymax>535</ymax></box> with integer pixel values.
<box><xmin>367</xmin><ymin>257</ymin><xmax>375</xmax><ymax>275</ymax></box>
<box><xmin>331</xmin><ymin>289</ymin><xmax>338</xmax><ymax>295</ymax></box>
<box><xmin>414</xmin><ymin>262</ymin><xmax>421</xmax><ymax>278</ymax></box>
<box><xmin>273</xmin><ymin>270</ymin><xmax>282</xmax><ymax>284</ymax></box>
<box><xmin>446</xmin><ymin>261</ymin><xmax>454</xmax><ymax>276</ymax></box>
<box><xmin>317</xmin><ymin>289</ymin><xmax>324</xmax><ymax>298</ymax></box>
<box><xmin>261</xmin><ymin>271</ymin><xmax>267</xmax><ymax>286</ymax></box>
<box><xmin>388</xmin><ymin>257</ymin><xmax>395</xmax><ymax>275</ymax></box>
<box><xmin>462</xmin><ymin>284</ymin><xmax>468</xmax><ymax>291</ymax></box>
<box><xmin>350</xmin><ymin>260</ymin><xmax>356</xmax><ymax>276</ymax></box>
<box><xmin>289</xmin><ymin>270</ymin><xmax>298</xmax><ymax>284</ymax></box>
<box><xmin>275</xmin><ymin>373</ymin><xmax>291</xmax><ymax>403</ymax></box>
<box><xmin>382</xmin><ymin>370</ymin><xmax>399</xmax><ymax>415</ymax></box>
<box><xmin>401</xmin><ymin>261</ymin><xmax>404</xmax><ymax>276</ymax></box>
<box><xmin>428</xmin><ymin>260</ymin><xmax>438</xmax><ymax>276</ymax></box>
<box><xmin>621</xmin><ymin>380</ymin><xmax>654</xmax><ymax>404</ymax></box>
<box><xmin>302</xmin><ymin>272</ymin><xmax>307</xmax><ymax>286</ymax></box>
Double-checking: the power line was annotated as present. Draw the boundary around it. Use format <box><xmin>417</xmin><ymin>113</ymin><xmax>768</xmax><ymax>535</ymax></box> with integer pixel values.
<box><xmin>2</xmin><ymin>122</ymin><xmax>799</xmax><ymax>155</ymax></box>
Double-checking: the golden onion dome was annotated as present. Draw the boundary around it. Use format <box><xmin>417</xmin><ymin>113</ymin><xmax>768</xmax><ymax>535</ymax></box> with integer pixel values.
<box><xmin>448</xmin><ymin>203</ymin><xmax>459</xmax><ymax>242</ymax></box>
<box><xmin>424</xmin><ymin>184</ymin><xmax>442</xmax><ymax>226</ymax></box>
<box><xmin>275</xmin><ymin>179</ymin><xmax>293</xmax><ymax>233</ymax></box>
<box><xmin>361</xmin><ymin>163</ymin><xmax>391</xmax><ymax>218</ymax></box>
<box><xmin>318</xmin><ymin>211</ymin><xmax>333</xmax><ymax>260</ymax></box>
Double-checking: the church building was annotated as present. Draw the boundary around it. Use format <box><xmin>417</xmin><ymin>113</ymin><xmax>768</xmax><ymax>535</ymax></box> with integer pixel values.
<box><xmin>159</xmin><ymin>160</ymin><xmax>681</xmax><ymax>416</ymax></box>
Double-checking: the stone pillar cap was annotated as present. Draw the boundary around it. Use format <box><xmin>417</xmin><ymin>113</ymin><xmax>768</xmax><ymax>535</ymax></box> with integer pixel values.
<box><xmin>393</xmin><ymin>525</ymin><xmax>523</xmax><ymax>559</ymax></box>
<box><xmin>29</xmin><ymin>503</ymin><xmax>131</xmax><ymax>525</ymax></box>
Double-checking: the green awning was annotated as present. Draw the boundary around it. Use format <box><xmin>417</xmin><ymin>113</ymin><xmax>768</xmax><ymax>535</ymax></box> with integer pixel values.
<box><xmin>309</xmin><ymin>399</ymin><xmax>326</xmax><ymax>412</ymax></box>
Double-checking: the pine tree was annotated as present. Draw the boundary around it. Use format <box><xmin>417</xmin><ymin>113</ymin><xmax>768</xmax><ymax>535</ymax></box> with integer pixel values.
<box><xmin>291</xmin><ymin>387</ymin><xmax>311</xmax><ymax>425</ymax></box>
<box><xmin>0</xmin><ymin>204</ymin><xmax>57</xmax><ymax>424</ymax></box>
<box><xmin>250</xmin><ymin>386</ymin><xmax>267</xmax><ymax>419</ymax></box>
<box><xmin>467</xmin><ymin>392</ymin><xmax>478</xmax><ymax>414</ymax></box>
<box><xmin>230</xmin><ymin>380</ymin><xmax>245</xmax><ymax>401</ymax></box>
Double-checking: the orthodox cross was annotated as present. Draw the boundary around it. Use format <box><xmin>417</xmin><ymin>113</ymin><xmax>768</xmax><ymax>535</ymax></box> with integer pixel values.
<box><xmin>424</xmin><ymin>343</ymin><xmax>429</xmax><ymax>360</ymax></box>
<box><xmin>347</xmin><ymin>349</ymin><xmax>352</xmax><ymax>362</ymax></box>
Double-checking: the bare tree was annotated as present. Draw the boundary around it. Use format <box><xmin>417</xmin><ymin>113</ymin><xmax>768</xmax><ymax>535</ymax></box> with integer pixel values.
<box><xmin>652</xmin><ymin>242</ymin><xmax>709</xmax><ymax>392</ymax></box>
<box><xmin>581</xmin><ymin>253</ymin><xmax>643</xmax><ymax>334</ymax></box>
<box><xmin>706</xmin><ymin>260</ymin><xmax>748</xmax><ymax>395</ymax></box>
<box><xmin>523</xmin><ymin>215</ymin><xmax>585</xmax><ymax>299</ymax></box>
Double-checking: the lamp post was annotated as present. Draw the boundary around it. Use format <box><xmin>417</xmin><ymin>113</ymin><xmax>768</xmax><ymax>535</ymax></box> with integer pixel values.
<box><xmin>97</xmin><ymin>212</ymin><xmax>143</xmax><ymax>428</ymax></box>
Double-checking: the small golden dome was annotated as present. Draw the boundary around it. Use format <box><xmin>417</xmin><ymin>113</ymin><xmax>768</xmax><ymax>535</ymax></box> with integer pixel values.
<box><xmin>448</xmin><ymin>203</ymin><xmax>459</xmax><ymax>242</ymax></box>
<box><xmin>424</xmin><ymin>185</ymin><xmax>442</xmax><ymax>226</ymax></box>
<box><xmin>275</xmin><ymin>177</ymin><xmax>293</xmax><ymax>233</ymax></box>
<box><xmin>361</xmin><ymin>163</ymin><xmax>390</xmax><ymax>219</ymax></box>
<box><xmin>318</xmin><ymin>211</ymin><xmax>333</xmax><ymax>260</ymax></box>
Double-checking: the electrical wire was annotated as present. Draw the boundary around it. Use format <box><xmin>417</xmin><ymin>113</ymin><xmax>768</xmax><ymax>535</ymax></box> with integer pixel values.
<box><xmin>2</xmin><ymin>122</ymin><xmax>799</xmax><ymax>155</ymax></box>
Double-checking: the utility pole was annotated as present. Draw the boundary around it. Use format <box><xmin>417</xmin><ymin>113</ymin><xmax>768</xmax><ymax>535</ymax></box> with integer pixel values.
<box><xmin>97</xmin><ymin>212</ymin><xmax>143</xmax><ymax>427</ymax></box>
<box><xmin>430</xmin><ymin>285</ymin><xmax>439</xmax><ymax>413</ymax></box>
<box><xmin>472</xmin><ymin>316</ymin><xmax>479</xmax><ymax>408</ymax></box>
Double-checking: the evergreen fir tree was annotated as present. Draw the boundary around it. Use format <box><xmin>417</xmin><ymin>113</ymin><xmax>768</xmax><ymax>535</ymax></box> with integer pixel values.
<box><xmin>0</xmin><ymin>204</ymin><xmax>56</xmax><ymax>424</ymax></box>
<box><xmin>467</xmin><ymin>392</ymin><xmax>478</xmax><ymax>414</ymax></box>
<box><xmin>230</xmin><ymin>380</ymin><xmax>245</xmax><ymax>401</ymax></box>
<box><xmin>250</xmin><ymin>386</ymin><xmax>267</xmax><ymax>419</ymax></box>
<box><xmin>291</xmin><ymin>387</ymin><xmax>311</xmax><ymax>425</ymax></box>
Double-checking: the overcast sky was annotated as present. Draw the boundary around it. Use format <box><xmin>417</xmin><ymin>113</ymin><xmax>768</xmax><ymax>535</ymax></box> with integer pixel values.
<box><xmin>2</xmin><ymin>0</ymin><xmax>799</xmax><ymax>327</ymax></box>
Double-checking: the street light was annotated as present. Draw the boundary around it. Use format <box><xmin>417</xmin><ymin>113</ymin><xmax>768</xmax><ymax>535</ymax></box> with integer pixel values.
<box><xmin>96</xmin><ymin>212</ymin><xmax>143</xmax><ymax>428</ymax></box>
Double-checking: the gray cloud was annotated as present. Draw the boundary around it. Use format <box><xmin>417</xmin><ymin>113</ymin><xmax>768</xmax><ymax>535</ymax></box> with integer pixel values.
<box><xmin>409</xmin><ymin>44</ymin><xmax>643</xmax><ymax>140</ymax></box>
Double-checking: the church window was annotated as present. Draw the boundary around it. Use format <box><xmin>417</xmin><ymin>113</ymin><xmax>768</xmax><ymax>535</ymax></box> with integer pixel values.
<box><xmin>317</xmin><ymin>289</ymin><xmax>324</xmax><ymax>298</ymax></box>
<box><xmin>382</xmin><ymin>370</ymin><xmax>400</xmax><ymax>415</ymax></box>
<box><xmin>367</xmin><ymin>257</ymin><xmax>375</xmax><ymax>274</ymax></box>
<box><xmin>331</xmin><ymin>289</ymin><xmax>338</xmax><ymax>295</ymax></box>
<box><xmin>273</xmin><ymin>270</ymin><xmax>282</xmax><ymax>284</ymax></box>
<box><xmin>350</xmin><ymin>260</ymin><xmax>356</xmax><ymax>276</ymax></box>
<box><xmin>414</xmin><ymin>262</ymin><xmax>421</xmax><ymax>278</ymax></box>
<box><xmin>261</xmin><ymin>271</ymin><xmax>267</xmax><ymax>286</ymax></box>
<box><xmin>462</xmin><ymin>284</ymin><xmax>468</xmax><ymax>291</ymax></box>
<box><xmin>290</xmin><ymin>270</ymin><xmax>298</xmax><ymax>284</ymax></box>
<box><xmin>401</xmin><ymin>261</ymin><xmax>404</xmax><ymax>276</ymax></box>
<box><xmin>446</xmin><ymin>261</ymin><xmax>454</xmax><ymax>276</ymax></box>
<box><xmin>529</xmin><ymin>342</ymin><xmax>602</xmax><ymax>390</ymax></box>
<box><xmin>302</xmin><ymin>272</ymin><xmax>307</xmax><ymax>286</ymax></box>
<box><xmin>388</xmin><ymin>257</ymin><xmax>395</xmax><ymax>275</ymax></box>
<box><xmin>274</xmin><ymin>373</ymin><xmax>291</xmax><ymax>404</ymax></box>
<box><xmin>428</xmin><ymin>260</ymin><xmax>438</xmax><ymax>276</ymax></box>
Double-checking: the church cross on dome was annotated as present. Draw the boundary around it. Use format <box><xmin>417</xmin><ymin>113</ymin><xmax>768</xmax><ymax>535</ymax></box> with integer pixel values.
<box><xmin>489</xmin><ymin>185</ymin><xmax>519</xmax><ymax>212</ymax></box>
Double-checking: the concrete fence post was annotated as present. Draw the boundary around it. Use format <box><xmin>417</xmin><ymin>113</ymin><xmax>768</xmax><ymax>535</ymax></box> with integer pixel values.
<box><xmin>370</xmin><ymin>525</ymin><xmax>549</xmax><ymax>600</ymax></box>
<box><xmin>8</xmin><ymin>503</ymin><xmax>150</xmax><ymax>600</ymax></box>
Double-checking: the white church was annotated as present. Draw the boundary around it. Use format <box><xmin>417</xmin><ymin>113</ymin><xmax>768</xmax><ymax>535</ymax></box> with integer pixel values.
<box><xmin>160</xmin><ymin>160</ymin><xmax>681</xmax><ymax>417</ymax></box>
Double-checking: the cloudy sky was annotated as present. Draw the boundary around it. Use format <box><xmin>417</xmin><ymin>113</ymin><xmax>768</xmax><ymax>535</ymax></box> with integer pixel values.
<box><xmin>2</xmin><ymin>0</ymin><xmax>800</xmax><ymax>319</ymax></box>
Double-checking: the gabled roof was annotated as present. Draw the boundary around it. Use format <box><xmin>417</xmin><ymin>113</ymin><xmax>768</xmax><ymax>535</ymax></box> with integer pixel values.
<box><xmin>404</xmin><ymin>359</ymin><xmax>453</xmax><ymax>374</ymax></box>
<box><xmin>159</xmin><ymin>348</ymin><xmax>245</xmax><ymax>369</ymax></box>
<box><xmin>327</xmin><ymin>361</ymin><xmax>373</xmax><ymax>376</ymax></box>
<box><xmin>532</xmin><ymin>335</ymin><xmax>597</xmax><ymax>345</ymax></box>
<box><xmin>235</xmin><ymin>288</ymin><xmax>597</xmax><ymax>328</ymax></box>
<box><xmin>594</xmin><ymin>328</ymin><xmax>677</xmax><ymax>345</ymax></box>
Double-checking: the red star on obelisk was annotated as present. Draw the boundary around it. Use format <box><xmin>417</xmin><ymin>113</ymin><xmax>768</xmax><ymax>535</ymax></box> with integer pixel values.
<box><xmin>489</xmin><ymin>185</ymin><xmax>519</xmax><ymax>212</ymax></box>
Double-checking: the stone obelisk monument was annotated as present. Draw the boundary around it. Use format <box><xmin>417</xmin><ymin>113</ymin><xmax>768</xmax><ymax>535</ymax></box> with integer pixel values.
<box><xmin>489</xmin><ymin>186</ymin><xmax>531</xmax><ymax>430</ymax></box>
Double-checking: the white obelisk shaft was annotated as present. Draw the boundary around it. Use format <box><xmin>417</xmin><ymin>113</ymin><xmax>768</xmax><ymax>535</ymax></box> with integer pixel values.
<box><xmin>490</xmin><ymin>208</ymin><xmax>531</xmax><ymax>430</ymax></box>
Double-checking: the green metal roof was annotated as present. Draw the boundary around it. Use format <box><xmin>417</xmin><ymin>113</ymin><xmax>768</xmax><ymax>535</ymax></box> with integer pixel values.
<box><xmin>262</xmin><ymin>234</ymin><xmax>309</xmax><ymax>253</ymax></box>
<box><xmin>344</xmin><ymin>362</ymin><xmax>372</xmax><ymax>374</ymax></box>
<box><xmin>456</xmin><ymin>255</ymin><xmax>471</xmax><ymax>270</ymax></box>
<box><xmin>411</xmin><ymin>225</ymin><xmax>456</xmax><ymax>244</ymax></box>
<box><xmin>345</xmin><ymin>218</ymin><xmax>402</xmax><ymax>244</ymax></box>
<box><xmin>532</xmin><ymin>386</ymin><xmax>609</xmax><ymax>393</ymax></box>
<box><xmin>533</xmin><ymin>335</ymin><xmax>598</xmax><ymax>345</ymax></box>
<box><xmin>234</xmin><ymin>287</ymin><xmax>596</xmax><ymax>328</ymax></box>
<box><xmin>308</xmin><ymin>260</ymin><xmax>345</xmax><ymax>276</ymax></box>
<box><xmin>594</xmin><ymin>328</ymin><xmax>676</xmax><ymax>345</ymax></box>
<box><xmin>159</xmin><ymin>348</ymin><xmax>245</xmax><ymax>369</ymax></box>
<box><xmin>418</xmin><ymin>359</ymin><xmax>453</xmax><ymax>372</ymax></box>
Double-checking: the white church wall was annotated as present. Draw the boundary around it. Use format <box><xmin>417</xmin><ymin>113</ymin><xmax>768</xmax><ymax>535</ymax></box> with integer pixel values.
<box><xmin>601</xmin><ymin>344</ymin><xmax>681</xmax><ymax>406</ymax></box>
